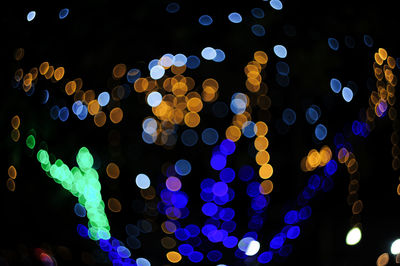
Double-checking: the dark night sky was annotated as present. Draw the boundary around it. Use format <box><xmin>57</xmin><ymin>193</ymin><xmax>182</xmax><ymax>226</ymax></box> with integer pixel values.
<box><xmin>2</xmin><ymin>2</ymin><xmax>400</xmax><ymax>266</ymax></box>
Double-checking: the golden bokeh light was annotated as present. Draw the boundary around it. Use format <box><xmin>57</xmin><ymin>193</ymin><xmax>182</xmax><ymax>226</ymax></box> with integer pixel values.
<box><xmin>110</xmin><ymin>107</ymin><xmax>124</xmax><ymax>124</ymax></box>
<box><xmin>166</xmin><ymin>251</ymin><xmax>182</xmax><ymax>263</ymax></box>
<box><xmin>259</xmin><ymin>164</ymin><xmax>273</xmax><ymax>179</ymax></box>
<box><xmin>107</xmin><ymin>197</ymin><xmax>122</xmax><ymax>212</ymax></box>
<box><xmin>106</xmin><ymin>162</ymin><xmax>120</xmax><ymax>179</ymax></box>
<box><xmin>225</xmin><ymin>125</ymin><xmax>241</xmax><ymax>142</ymax></box>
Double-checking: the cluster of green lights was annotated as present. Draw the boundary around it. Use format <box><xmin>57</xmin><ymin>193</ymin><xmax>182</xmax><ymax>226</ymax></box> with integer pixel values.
<box><xmin>36</xmin><ymin>146</ymin><xmax>111</xmax><ymax>241</ymax></box>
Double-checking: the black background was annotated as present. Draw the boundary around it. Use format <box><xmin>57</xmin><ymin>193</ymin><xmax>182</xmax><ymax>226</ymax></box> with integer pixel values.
<box><xmin>2</xmin><ymin>2</ymin><xmax>400</xmax><ymax>265</ymax></box>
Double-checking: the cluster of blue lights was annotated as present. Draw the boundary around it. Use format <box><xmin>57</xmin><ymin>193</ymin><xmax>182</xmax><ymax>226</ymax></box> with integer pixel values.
<box><xmin>77</xmin><ymin>224</ymin><xmax>145</xmax><ymax>265</ymax></box>
<box><xmin>351</xmin><ymin>120</ymin><xmax>370</xmax><ymax>137</ymax></box>
<box><xmin>256</xmin><ymin>159</ymin><xmax>337</xmax><ymax>263</ymax></box>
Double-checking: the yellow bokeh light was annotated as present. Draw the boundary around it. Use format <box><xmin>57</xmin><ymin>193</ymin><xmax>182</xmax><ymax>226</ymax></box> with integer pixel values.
<box><xmin>107</xmin><ymin>197</ymin><xmax>122</xmax><ymax>212</ymax></box>
<box><xmin>11</xmin><ymin>115</ymin><xmax>20</xmax><ymax>129</ymax></box>
<box><xmin>54</xmin><ymin>67</ymin><xmax>65</xmax><ymax>81</ymax></box>
<box><xmin>110</xmin><ymin>107</ymin><xmax>123</xmax><ymax>124</ymax></box>
<box><xmin>259</xmin><ymin>164</ymin><xmax>273</xmax><ymax>179</ymax></box>
<box><xmin>378</xmin><ymin>48</ymin><xmax>388</xmax><ymax>61</ymax></box>
<box><xmin>255</xmin><ymin>121</ymin><xmax>268</xmax><ymax>136</ymax></box>
<box><xmin>184</xmin><ymin>111</ymin><xmax>200</xmax><ymax>128</ymax></box>
<box><xmin>254</xmin><ymin>51</ymin><xmax>268</xmax><ymax>65</ymax></box>
<box><xmin>166</xmin><ymin>251</ymin><xmax>182</xmax><ymax>263</ymax></box>
<box><xmin>225</xmin><ymin>125</ymin><xmax>241</xmax><ymax>142</ymax></box>
<box><xmin>94</xmin><ymin>111</ymin><xmax>107</xmax><ymax>127</ymax></box>
<box><xmin>39</xmin><ymin>62</ymin><xmax>49</xmax><ymax>75</ymax></box>
<box><xmin>187</xmin><ymin>97</ymin><xmax>203</xmax><ymax>112</ymax></box>
<box><xmin>112</xmin><ymin>63</ymin><xmax>127</xmax><ymax>79</ymax></box>
<box><xmin>306</xmin><ymin>149</ymin><xmax>321</xmax><ymax>168</ymax></box>
<box><xmin>65</xmin><ymin>81</ymin><xmax>77</xmax><ymax>95</ymax></box>
<box><xmin>88</xmin><ymin>100</ymin><xmax>100</xmax><ymax>116</ymax></box>
<box><xmin>256</xmin><ymin>150</ymin><xmax>270</xmax><ymax>165</ymax></box>
<box><xmin>254</xmin><ymin>136</ymin><xmax>269</xmax><ymax>151</ymax></box>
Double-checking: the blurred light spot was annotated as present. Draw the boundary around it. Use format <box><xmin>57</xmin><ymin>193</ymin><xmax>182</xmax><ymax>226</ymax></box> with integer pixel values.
<box><xmin>346</xmin><ymin>227</ymin><xmax>361</xmax><ymax>245</ymax></box>
<box><xmin>284</xmin><ymin>210</ymin><xmax>298</xmax><ymax>224</ymax></box>
<box><xmin>186</xmin><ymin>55</ymin><xmax>201</xmax><ymax>69</ymax></box>
<box><xmin>181</xmin><ymin>129</ymin><xmax>198</xmax><ymax>147</ymax></box>
<box><xmin>40</xmin><ymin>90</ymin><xmax>49</xmax><ymax>104</ymax></box>
<box><xmin>245</xmin><ymin>240</ymin><xmax>260</xmax><ymax>256</ymax></box>
<box><xmin>106</xmin><ymin>162</ymin><xmax>120</xmax><ymax>179</ymax></box>
<box><xmin>242</xmin><ymin>121</ymin><xmax>257</xmax><ymax>138</ymax></box>
<box><xmin>8</xmin><ymin>165</ymin><xmax>17</xmax><ymax>179</ymax></box>
<box><xmin>127</xmin><ymin>68</ymin><xmax>141</xmax><ymax>83</ymax></box>
<box><xmin>342</xmin><ymin>87</ymin><xmax>353</xmax><ymax>102</ymax></box>
<box><xmin>59</xmin><ymin>8</ymin><xmax>69</xmax><ymax>19</ymax></box>
<box><xmin>213</xmin><ymin>49</ymin><xmax>226</xmax><ymax>62</ymax></box>
<box><xmin>273</xmin><ymin>45</ymin><xmax>287</xmax><ymax>58</ymax></box>
<box><xmin>211</xmin><ymin>154</ymin><xmax>227</xmax><ymax>170</ymax></box>
<box><xmin>202</xmin><ymin>202</ymin><xmax>218</xmax><ymax>216</ymax></box>
<box><xmin>166</xmin><ymin>176</ymin><xmax>181</xmax><ymax>191</ymax></box>
<box><xmin>251</xmin><ymin>24</ymin><xmax>266</xmax><ymax>37</ymax></box>
<box><xmin>223</xmin><ymin>235</ymin><xmax>238</xmax><ymax>248</ymax></box>
<box><xmin>117</xmin><ymin>246</ymin><xmax>131</xmax><ymax>258</ymax></box>
<box><xmin>270</xmin><ymin>234</ymin><xmax>285</xmax><ymax>249</ymax></box>
<box><xmin>167</xmin><ymin>251</ymin><xmax>182</xmax><ymax>263</ymax></box>
<box><xmin>220</xmin><ymin>168</ymin><xmax>235</xmax><ymax>183</ymax></box>
<box><xmin>199</xmin><ymin>15</ymin><xmax>213</xmax><ymax>26</ymax></box>
<box><xmin>282</xmin><ymin>108</ymin><xmax>296</xmax><ymax>126</ymax></box>
<box><xmin>251</xmin><ymin>8</ymin><xmax>264</xmax><ymax>18</ymax></box>
<box><xmin>201</xmin><ymin>47</ymin><xmax>217</xmax><ymax>60</ymax></box>
<box><xmin>212</xmin><ymin>181</ymin><xmax>228</xmax><ymax>196</ymax></box>
<box><xmin>207</xmin><ymin>250</ymin><xmax>222</xmax><ymax>262</ymax></box>
<box><xmin>276</xmin><ymin>61</ymin><xmax>289</xmax><ymax>76</ymax></box>
<box><xmin>202</xmin><ymin>128</ymin><xmax>219</xmax><ymax>145</ymax></box>
<box><xmin>58</xmin><ymin>107</ymin><xmax>69</xmax><ymax>122</ymax></box>
<box><xmin>305</xmin><ymin>105</ymin><xmax>320</xmax><ymax>124</ymax></box>
<box><xmin>287</xmin><ymin>226</ymin><xmax>300</xmax><ymax>239</ymax></box>
<box><xmin>174</xmin><ymin>54</ymin><xmax>187</xmax><ymax>67</ymax></box>
<box><xmin>228</xmin><ymin>12</ymin><xmax>242</xmax><ymax>23</ymax></box>
<box><xmin>259</xmin><ymin>164</ymin><xmax>273</xmax><ymax>179</ymax></box>
<box><xmin>258</xmin><ymin>251</ymin><xmax>273</xmax><ymax>263</ymax></box>
<box><xmin>98</xmin><ymin>92</ymin><xmax>110</xmax><ymax>107</ymax></box>
<box><xmin>136</xmin><ymin>258</ymin><xmax>151</xmax><ymax>266</ymax></box>
<box><xmin>110</xmin><ymin>107</ymin><xmax>123</xmax><ymax>123</ymax></box>
<box><xmin>166</xmin><ymin>2</ymin><xmax>180</xmax><ymax>13</ymax></box>
<box><xmin>11</xmin><ymin>115</ymin><xmax>20</xmax><ymax>129</ymax></box>
<box><xmin>175</xmin><ymin>159</ymin><xmax>191</xmax><ymax>176</ymax></box>
<box><xmin>147</xmin><ymin>91</ymin><xmax>162</xmax><ymax>107</ymax></box>
<box><xmin>377</xmin><ymin>253</ymin><xmax>389</xmax><ymax>266</ymax></box>
<box><xmin>74</xmin><ymin>203</ymin><xmax>86</xmax><ymax>217</ymax></box>
<box><xmin>330</xmin><ymin>78</ymin><xmax>341</xmax><ymax>93</ymax></box>
<box><xmin>315</xmin><ymin>124</ymin><xmax>327</xmax><ymax>140</ymax></box>
<box><xmin>142</xmin><ymin>117</ymin><xmax>157</xmax><ymax>135</ymax></box>
<box><xmin>150</xmin><ymin>65</ymin><xmax>165</xmax><ymax>80</ymax></box>
<box><xmin>188</xmin><ymin>251</ymin><xmax>204</xmax><ymax>262</ymax></box>
<box><xmin>391</xmin><ymin>239</ymin><xmax>400</xmax><ymax>255</ymax></box>
<box><xmin>328</xmin><ymin>38</ymin><xmax>339</xmax><ymax>51</ymax></box>
<box><xmin>363</xmin><ymin>34</ymin><xmax>373</xmax><ymax>47</ymax></box>
<box><xmin>107</xmin><ymin>197</ymin><xmax>122</xmax><ymax>212</ymax></box>
<box><xmin>27</xmin><ymin>11</ymin><xmax>36</xmax><ymax>21</ymax></box>
<box><xmin>270</xmin><ymin>0</ymin><xmax>283</xmax><ymax>10</ymax></box>
<box><xmin>136</xmin><ymin>173</ymin><xmax>151</xmax><ymax>189</ymax></box>
<box><xmin>6</xmin><ymin>178</ymin><xmax>16</xmax><ymax>192</ymax></box>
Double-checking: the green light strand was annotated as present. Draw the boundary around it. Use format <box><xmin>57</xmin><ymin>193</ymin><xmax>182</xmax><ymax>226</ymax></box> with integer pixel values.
<box><xmin>37</xmin><ymin>147</ymin><xmax>110</xmax><ymax>241</ymax></box>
